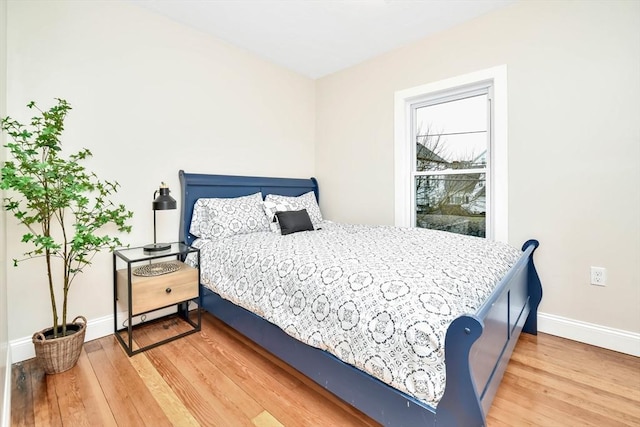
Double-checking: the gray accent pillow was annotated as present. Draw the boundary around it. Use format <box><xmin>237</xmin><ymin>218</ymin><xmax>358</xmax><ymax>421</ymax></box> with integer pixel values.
<box><xmin>275</xmin><ymin>209</ymin><xmax>314</xmax><ymax>235</ymax></box>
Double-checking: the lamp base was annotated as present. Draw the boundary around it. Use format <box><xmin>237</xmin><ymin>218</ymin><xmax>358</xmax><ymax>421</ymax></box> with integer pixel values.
<box><xmin>143</xmin><ymin>243</ymin><xmax>171</xmax><ymax>253</ymax></box>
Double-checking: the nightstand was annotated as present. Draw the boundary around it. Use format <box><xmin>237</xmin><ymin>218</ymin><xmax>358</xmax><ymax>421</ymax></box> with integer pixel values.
<box><xmin>113</xmin><ymin>242</ymin><xmax>201</xmax><ymax>356</ymax></box>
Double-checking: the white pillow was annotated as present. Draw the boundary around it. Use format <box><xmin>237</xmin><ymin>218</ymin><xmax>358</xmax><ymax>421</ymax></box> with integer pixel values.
<box><xmin>190</xmin><ymin>192</ymin><xmax>269</xmax><ymax>239</ymax></box>
<box><xmin>262</xmin><ymin>199</ymin><xmax>299</xmax><ymax>232</ymax></box>
<box><xmin>263</xmin><ymin>191</ymin><xmax>323</xmax><ymax>232</ymax></box>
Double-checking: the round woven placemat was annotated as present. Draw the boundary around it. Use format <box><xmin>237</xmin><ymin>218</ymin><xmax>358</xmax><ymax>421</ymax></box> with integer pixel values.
<box><xmin>133</xmin><ymin>261</ymin><xmax>181</xmax><ymax>277</ymax></box>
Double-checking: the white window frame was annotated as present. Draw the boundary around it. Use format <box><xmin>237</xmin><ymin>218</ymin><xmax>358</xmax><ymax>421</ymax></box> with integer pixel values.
<box><xmin>394</xmin><ymin>65</ymin><xmax>508</xmax><ymax>242</ymax></box>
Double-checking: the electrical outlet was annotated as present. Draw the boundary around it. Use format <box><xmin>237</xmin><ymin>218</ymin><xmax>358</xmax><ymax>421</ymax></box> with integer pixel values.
<box><xmin>590</xmin><ymin>267</ymin><xmax>606</xmax><ymax>286</ymax></box>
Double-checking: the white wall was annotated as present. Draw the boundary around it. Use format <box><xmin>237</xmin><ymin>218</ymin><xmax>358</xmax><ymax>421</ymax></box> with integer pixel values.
<box><xmin>0</xmin><ymin>0</ymin><xmax>10</xmax><ymax>422</ymax></box>
<box><xmin>5</xmin><ymin>0</ymin><xmax>315</xmax><ymax>344</ymax></box>
<box><xmin>316</xmin><ymin>0</ymin><xmax>640</xmax><ymax>338</ymax></box>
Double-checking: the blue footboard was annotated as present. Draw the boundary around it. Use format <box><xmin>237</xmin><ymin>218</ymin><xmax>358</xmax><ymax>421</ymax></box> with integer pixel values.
<box><xmin>437</xmin><ymin>240</ymin><xmax>542</xmax><ymax>426</ymax></box>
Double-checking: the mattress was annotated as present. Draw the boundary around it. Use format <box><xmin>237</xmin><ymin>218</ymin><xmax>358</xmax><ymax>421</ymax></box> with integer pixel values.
<box><xmin>187</xmin><ymin>222</ymin><xmax>520</xmax><ymax>407</ymax></box>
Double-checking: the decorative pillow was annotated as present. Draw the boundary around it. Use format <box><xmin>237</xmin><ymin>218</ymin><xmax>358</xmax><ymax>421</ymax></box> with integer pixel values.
<box><xmin>262</xmin><ymin>199</ymin><xmax>298</xmax><ymax>232</ymax></box>
<box><xmin>189</xmin><ymin>192</ymin><xmax>269</xmax><ymax>239</ymax></box>
<box><xmin>264</xmin><ymin>191</ymin><xmax>323</xmax><ymax>231</ymax></box>
<box><xmin>275</xmin><ymin>209</ymin><xmax>314</xmax><ymax>235</ymax></box>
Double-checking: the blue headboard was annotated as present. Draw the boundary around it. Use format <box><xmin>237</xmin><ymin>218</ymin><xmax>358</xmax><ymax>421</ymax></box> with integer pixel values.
<box><xmin>178</xmin><ymin>170</ymin><xmax>319</xmax><ymax>246</ymax></box>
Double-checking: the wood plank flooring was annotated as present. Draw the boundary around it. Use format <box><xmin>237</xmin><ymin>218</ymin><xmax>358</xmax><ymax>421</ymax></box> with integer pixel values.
<box><xmin>11</xmin><ymin>311</ymin><xmax>640</xmax><ymax>426</ymax></box>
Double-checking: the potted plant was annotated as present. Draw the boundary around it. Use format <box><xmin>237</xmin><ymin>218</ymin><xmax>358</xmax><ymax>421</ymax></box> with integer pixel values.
<box><xmin>1</xmin><ymin>99</ymin><xmax>133</xmax><ymax>374</ymax></box>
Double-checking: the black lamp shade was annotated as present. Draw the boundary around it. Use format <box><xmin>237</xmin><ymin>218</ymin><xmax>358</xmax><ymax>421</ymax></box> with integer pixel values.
<box><xmin>152</xmin><ymin>187</ymin><xmax>177</xmax><ymax>211</ymax></box>
<box><xmin>144</xmin><ymin>184</ymin><xmax>177</xmax><ymax>253</ymax></box>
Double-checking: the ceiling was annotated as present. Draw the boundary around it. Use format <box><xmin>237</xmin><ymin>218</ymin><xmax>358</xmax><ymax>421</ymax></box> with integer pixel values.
<box><xmin>130</xmin><ymin>0</ymin><xmax>516</xmax><ymax>79</ymax></box>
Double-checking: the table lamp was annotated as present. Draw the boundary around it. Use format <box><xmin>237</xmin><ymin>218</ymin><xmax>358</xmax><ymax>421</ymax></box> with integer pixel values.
<box><xmin>143</xmin><ymin>182</ymin><xmax>177</xmax><ymax>253</ymax></box>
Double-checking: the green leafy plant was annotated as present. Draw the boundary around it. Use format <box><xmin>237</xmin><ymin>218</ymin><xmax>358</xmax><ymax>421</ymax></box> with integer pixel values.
<box><xmin>1</xmin><ymin>99</ymin><xmax>133</xmax><ymax>338</ymax></box>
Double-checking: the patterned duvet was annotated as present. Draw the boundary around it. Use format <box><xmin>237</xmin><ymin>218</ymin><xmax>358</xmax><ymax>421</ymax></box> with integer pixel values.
<box><xmin>187</xmin><ymin>222</ymin><xmax>521</xmax><ymax>407</ymax></box>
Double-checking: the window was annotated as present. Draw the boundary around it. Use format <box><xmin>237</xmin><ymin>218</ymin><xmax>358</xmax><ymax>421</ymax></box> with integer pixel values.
<box><xmin>394</xmin><ymin>66</ymin><xmax>508</xmax><ymax>241</ymax></box>
<box><xmin>413</xmin><ymin>88</ymin><xmax>490</xmax><ymax>237</ymax></box>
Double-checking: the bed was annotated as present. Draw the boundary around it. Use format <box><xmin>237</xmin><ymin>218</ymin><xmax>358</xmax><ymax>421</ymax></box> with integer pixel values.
<box><xmin>178</xmin><ymin>170</ymin><xmax>542</xmax><ymax>427</ymax></box>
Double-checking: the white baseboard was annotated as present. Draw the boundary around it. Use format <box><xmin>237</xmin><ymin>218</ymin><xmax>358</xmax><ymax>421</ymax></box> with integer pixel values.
<box><xmin>1</xmin><ymin>346</ymin><xmax>10</xmax><ymax>427</ymax></box>
<box><xmin>9</xmin><ymin>306</ymin><xmax>184</xmax><ymax>364</ymax></box>
<box><xmin>538</xmin><ymin>312</ymin><xmax>640</xmax><ymax>357</ymax></box>
<box><xmin>10</xmin><ymin>314</ymin><xmax>115</xmax><ymax>364</ymax></box>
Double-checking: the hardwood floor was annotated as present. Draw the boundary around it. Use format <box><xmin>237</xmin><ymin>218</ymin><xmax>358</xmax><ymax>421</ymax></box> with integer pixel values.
<box><xmin>11</xmin><ymin>312</ymin><xmax>640</xmax><ymax>426</ymax></box>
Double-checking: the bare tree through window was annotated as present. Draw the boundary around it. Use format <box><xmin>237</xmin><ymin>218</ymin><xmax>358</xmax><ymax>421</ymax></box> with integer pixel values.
<box><xmin>413</xmin><ymin>93</ymin><xmax>488</xmax><ymax>237</ymax></box>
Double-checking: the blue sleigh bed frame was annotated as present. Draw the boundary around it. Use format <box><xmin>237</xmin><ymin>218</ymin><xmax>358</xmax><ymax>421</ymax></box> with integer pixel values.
<box><xmin>178</xmin><ymin>170</ymin><xmax>543</xmax><ymax>427</ymax></box>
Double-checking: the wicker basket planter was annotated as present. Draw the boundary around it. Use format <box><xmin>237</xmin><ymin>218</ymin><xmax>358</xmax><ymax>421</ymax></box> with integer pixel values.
<box><xmin>32</xmin><ymin>316</ymin><xmax>87</xmax><ymax>374</ymax></box>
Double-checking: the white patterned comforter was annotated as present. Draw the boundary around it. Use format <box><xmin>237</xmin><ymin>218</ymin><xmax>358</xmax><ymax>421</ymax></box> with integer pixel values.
<box><xmin>187</xmin><ymin>222</ymin><xmax>521</xmax><ymax>407</ymax></box>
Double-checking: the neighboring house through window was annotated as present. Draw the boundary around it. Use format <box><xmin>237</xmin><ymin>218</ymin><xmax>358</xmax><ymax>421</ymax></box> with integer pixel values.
<box><xmin>394</xmin><ymin>66</ymin><xmax>508</xmax><ymax>242</ymax></box>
